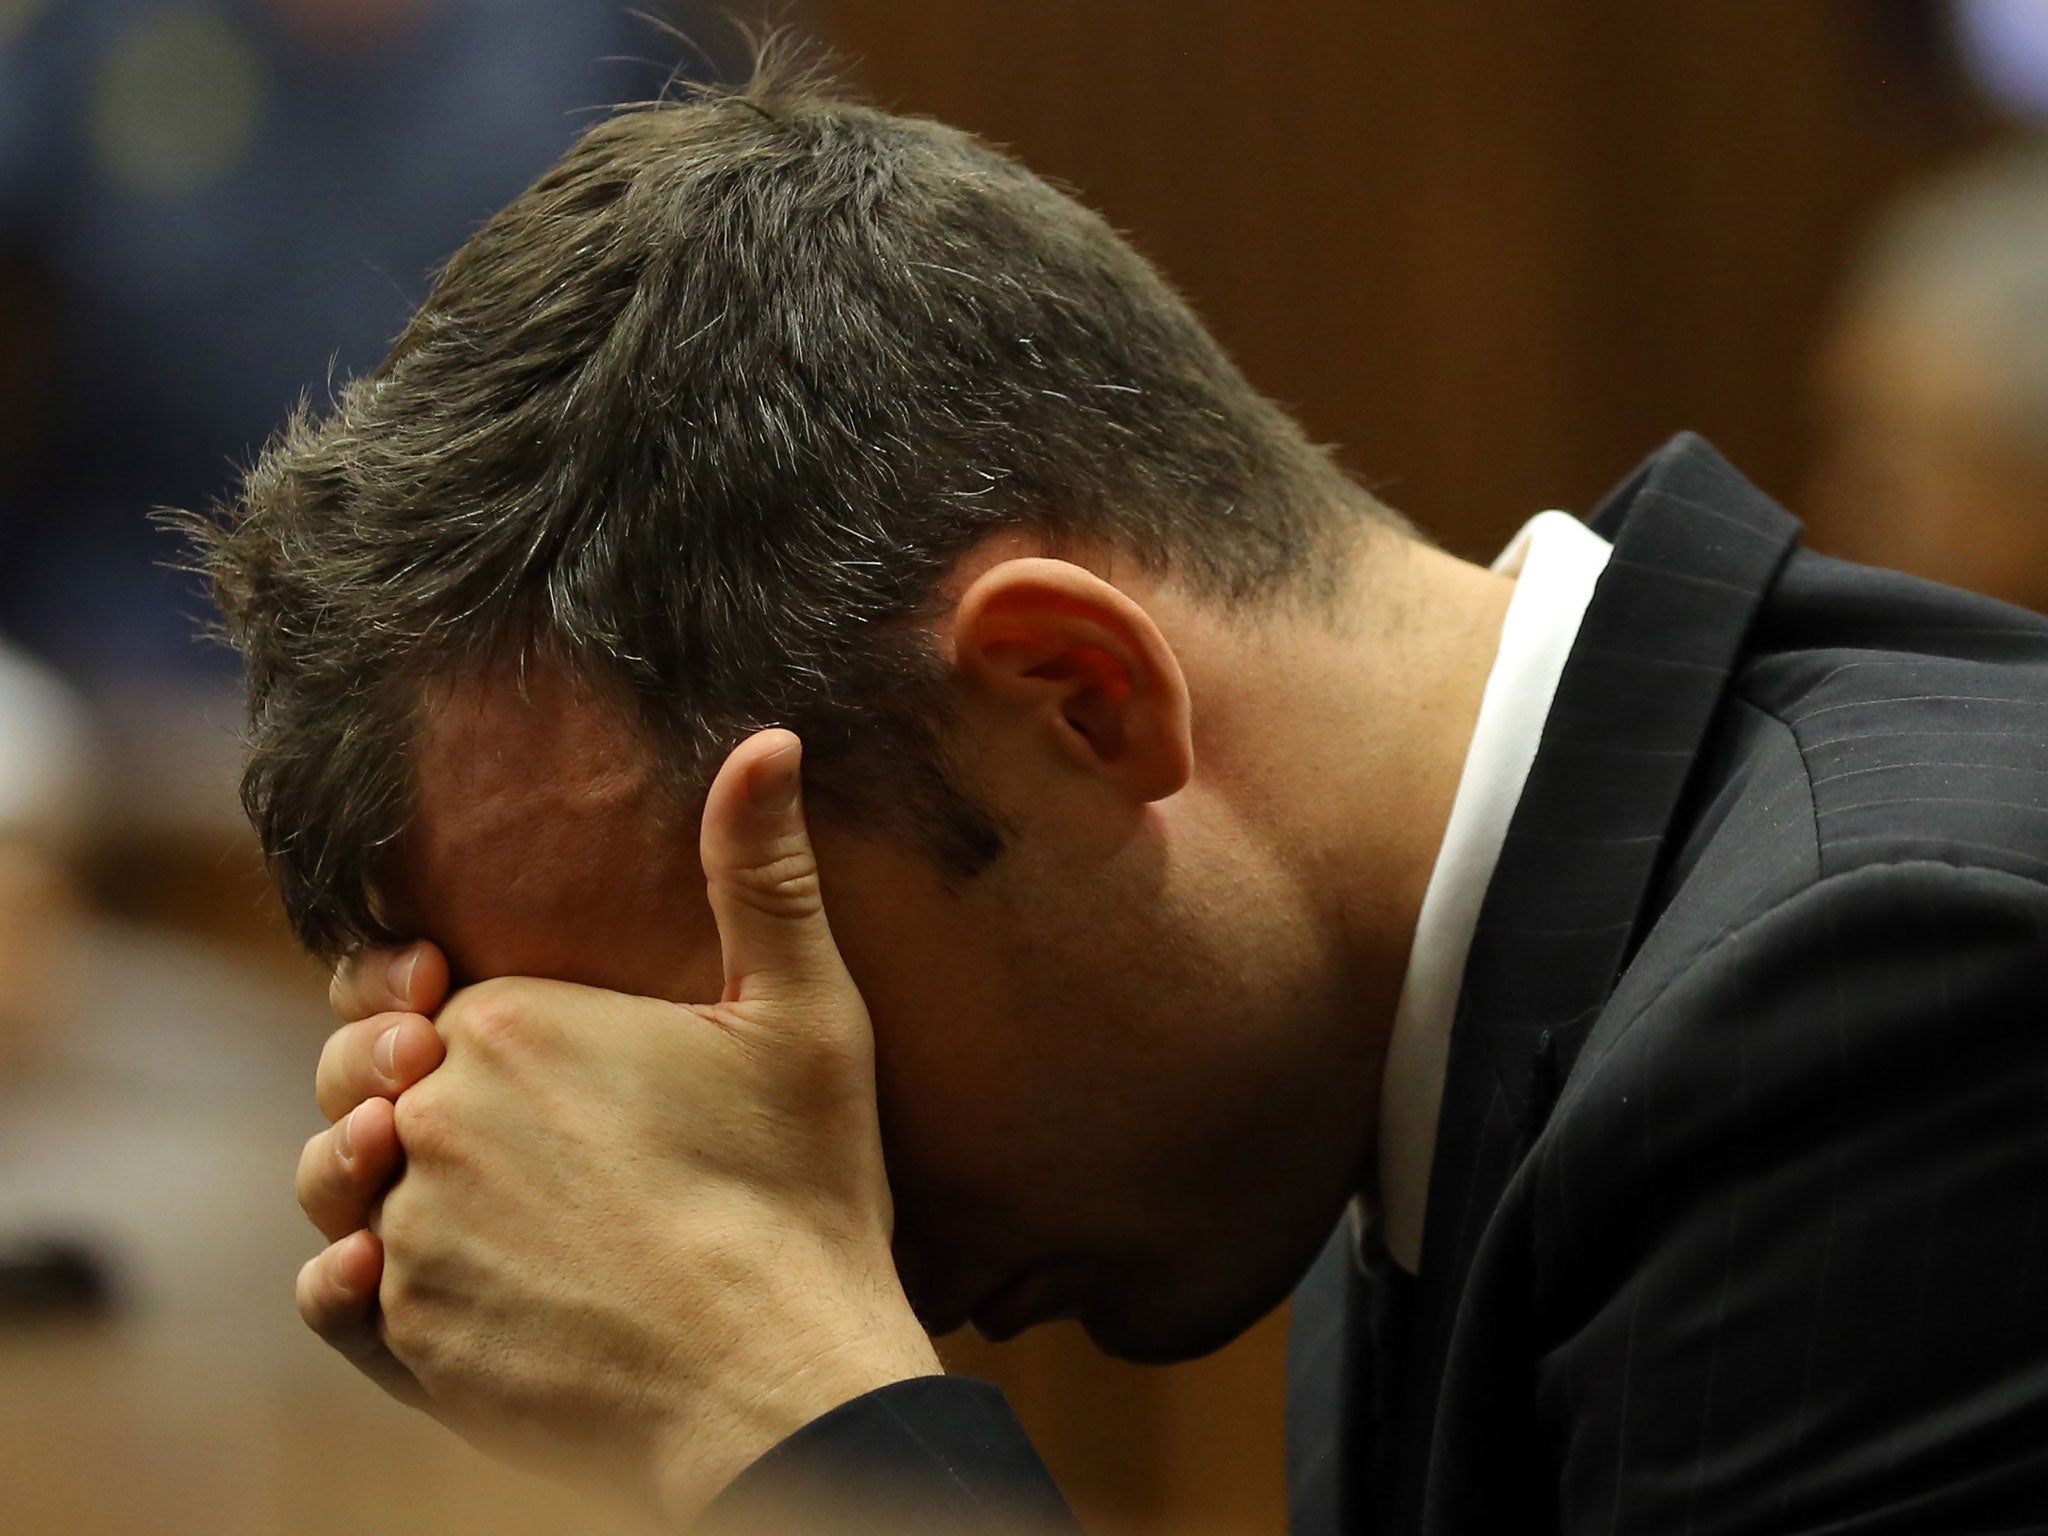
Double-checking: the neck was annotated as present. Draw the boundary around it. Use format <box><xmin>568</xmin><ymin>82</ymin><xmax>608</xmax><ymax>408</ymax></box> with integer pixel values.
<box><xmin>1192</xmin><ymin>529</ymin><xmax>1516</xmax><ymax>1119</ymax></box>
<box><xmin>1328</xmin><ymin>534</ymin><xmax>1519</xmax><ymax>991</ymax></box>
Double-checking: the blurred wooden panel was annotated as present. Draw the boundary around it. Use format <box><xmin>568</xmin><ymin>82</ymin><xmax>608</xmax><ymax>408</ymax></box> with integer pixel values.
<box><xmin>0</xmin><ymin>1325</ymin><xmax>661</xmax><ymax>1536</ymax></box>
<box><xmin>802</xmin><ymin>4</ymin><xmax>1988</xmax><ymax>1533</ymax></box>
<box><xmin>807</xmin><ymin>0</ymin><xmax>1979</xmax><ymax>560</ymax></box>
<box><xmin>939</xmin><ymin>1310</ymin><xmax>1287</xmax><ymax>1536</ymax></box>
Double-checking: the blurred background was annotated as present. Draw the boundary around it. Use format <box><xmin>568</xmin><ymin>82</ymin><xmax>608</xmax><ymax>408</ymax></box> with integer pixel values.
<box><xmin>1</xmin><ymin>1</ymin><xmax>2043</xmax><ymax>1532</ymax></box>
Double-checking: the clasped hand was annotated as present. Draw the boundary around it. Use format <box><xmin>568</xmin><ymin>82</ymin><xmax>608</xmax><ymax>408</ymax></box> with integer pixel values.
<box><xmin>292</xmin><ymin>732</ymin><xmax>942</xmax><ymax>1518</ymax></box>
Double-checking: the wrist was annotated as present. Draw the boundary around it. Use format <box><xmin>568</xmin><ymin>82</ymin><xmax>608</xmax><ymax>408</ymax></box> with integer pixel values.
<box><xmin>694</xmin><ymin>1377</ymin><xmax>1075</xmax><ymax>1536</ymax></box>
<box><xmin>652</xmin><ymin>1322</ymin><xmax>943</xmax><ymax>1523</ymax></box>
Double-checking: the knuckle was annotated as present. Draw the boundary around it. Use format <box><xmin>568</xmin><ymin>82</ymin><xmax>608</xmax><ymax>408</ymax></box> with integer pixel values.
<box><xmin>377</xmin><ymin>1275</ymin><xmax>437</xmax><ymax>1365</ymax></box>
<box><xmin>441</xmin><ymin>979</ymin><xmax>532</xmax><ymax>1055</ymax></box>
<box><xmin>390</xmin><ymin>1087</ymin><xmax>449</xmax><ymax>1161</ymax></box>
<box><xmin>374</xmin><ymin>1196</ymin><xmax>408</xmax><ymax>1254</ymax></box>
<box><xmin>783</xmin><ymin>1030</ymin><xmax>874</xmax><ymax>1104</ymax></box>
<box><xmin>377</xmin><ymin>1249</ymin><xmax>418</xmax><ymax>1312</ymax></box>
<box><xmin>377</xmin><ymin>1287</ymin><xmax>422</xmax><ymax>1355</ymax></box>
<box><xmin>720</xmin><ymin>845</ymin><xmax>824</xmax><ymax>920</ymax></box>
<box><xmin>376</xmin><ymin>1183</ymin><xmax>423</xmax><ymax>1258</ymax></box>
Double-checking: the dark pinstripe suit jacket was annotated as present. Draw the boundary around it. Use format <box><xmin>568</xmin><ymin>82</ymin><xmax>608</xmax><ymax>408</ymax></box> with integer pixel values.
<box><xmin>718</xmin><ymin>434</ymin><xmax>2048</xmax><ymax>1535</ymax></box>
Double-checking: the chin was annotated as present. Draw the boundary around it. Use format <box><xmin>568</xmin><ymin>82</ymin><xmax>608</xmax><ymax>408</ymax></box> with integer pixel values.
<box><xmin>1078</xmin><ymin>1286</ymin><xmax>1286</xmax><ymax>1365</ymax></box>
<box><xmin>1078</xmin><ymin>1229</ymin><xmax>1335</xmax><ymax>1362</ymax></box>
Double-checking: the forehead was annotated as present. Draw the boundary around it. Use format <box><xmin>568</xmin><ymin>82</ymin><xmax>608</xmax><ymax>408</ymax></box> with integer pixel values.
<box><xmin>396</xmin><ymin>661</ymin><xmax>722</xmax><ymax>1000</ymax></box>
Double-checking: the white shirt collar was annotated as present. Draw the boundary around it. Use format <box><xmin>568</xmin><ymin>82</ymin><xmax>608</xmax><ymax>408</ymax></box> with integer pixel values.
<box><xmin>1372</xmin><ymin>511</ymin><xmax>1614</xmax><ymax>1274</ymax></box>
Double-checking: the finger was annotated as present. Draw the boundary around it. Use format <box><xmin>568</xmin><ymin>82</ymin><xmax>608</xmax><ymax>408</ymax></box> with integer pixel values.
<box><xmin>329</xmin><ymin>942</ymin><xmax>451</xmax><ymax>1024</ymax></box>
<box><xmin>296</xmin><ymin>1098</ymin><xmax>401</xmax><ymax>1242</ymax></box>
<box><xmin>700</xmin><ymin>730</ymin><xmax>856</xmax><ymax>1008</ymax></box>
<box><xmin>315</xmin><ymin>1011</ymin><xmax>446</xmax><ymax>1122</ymax></box>
<box><xmin>295</xmin><ymin>1230</ymin><xmax>430</xmax><ymax>1411</ymax></box>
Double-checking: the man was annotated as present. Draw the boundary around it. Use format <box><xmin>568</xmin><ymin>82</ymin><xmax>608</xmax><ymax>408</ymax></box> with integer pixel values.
<box><xmin>194</xmin><ymin>63</ymin><xmax>2048</xmax><ymax>1534</ymax></box>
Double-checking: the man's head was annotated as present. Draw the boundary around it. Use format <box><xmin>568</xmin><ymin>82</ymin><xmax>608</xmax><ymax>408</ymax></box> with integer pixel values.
<box><xmin>200</xmin><ymin>58</ymin><xmax>1389</xmax><ymax>960</ymax></box>
<box><xmin>193</xmin><ymin>61</ymin><xmax>1472</xmax><ymax>1360</ymax></box>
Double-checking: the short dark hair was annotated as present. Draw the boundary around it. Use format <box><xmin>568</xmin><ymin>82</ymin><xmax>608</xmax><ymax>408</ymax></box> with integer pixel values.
<box><xmin>183</xmin><ymin>54</ymin><xmax>1403</xmax><ymax>961</ymax></box>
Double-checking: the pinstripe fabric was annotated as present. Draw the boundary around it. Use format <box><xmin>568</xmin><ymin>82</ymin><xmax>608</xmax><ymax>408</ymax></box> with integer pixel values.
<box><xmin>706</xmin><ymin>1376</ymin><xmax>1076</xmax><ymax>1531</ymax></box>
<box><xmin>720</xmin><ymin>433</ymin><xmax>2048</xmax><ymax>1535</ymax></box>
<box><xmin>1290</xmin><ymin>1217</ymin><xmax>1370</xmax><ymax>1536</ymax></box>
<box><xmin>1289</xmin><ymin>1212</ymin><xmax>1413</xmax><ymax>1536</ymax></box>
<box><xmin>1377</xmin><ymin>435</ymin><xmax>2048</xmax><ymax>1535</ymax></box>
<box><xmin>1382</xmin><ymin>436</ymin><xmax>1800</xmax><ymax>1533</ymax></box>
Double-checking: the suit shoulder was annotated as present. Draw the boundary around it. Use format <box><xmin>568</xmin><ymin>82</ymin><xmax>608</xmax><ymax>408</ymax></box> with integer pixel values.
<box><xmin>1737</xmin><ymin>557</ymin><xmax>2048</xmax><ymax>889</ymax></box>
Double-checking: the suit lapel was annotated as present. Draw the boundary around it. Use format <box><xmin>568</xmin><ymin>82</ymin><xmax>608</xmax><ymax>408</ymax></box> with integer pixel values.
<box><xmin>1289</xmin><ymin>1214</ymin><xmax>1414</xmax><ymax>1536</ymax></box>
<box><xmin>1288</xmin><ymin>1218</ymin><xmax>1372</xmax><ymax>1536</ymax></box>
<box><xmin>1387</xmin><ymin>434</ymin><xmax>1801</xmax><ymax>1529</ymax></box>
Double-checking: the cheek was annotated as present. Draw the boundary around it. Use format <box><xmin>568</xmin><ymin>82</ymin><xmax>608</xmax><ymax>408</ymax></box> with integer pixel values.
<box><xmin>861</xmin><ymin>938</ymin><xmax>1164</xmax><ymax>1245</ymax></box>
<box><xmin>855</xmin><ymin>943</ymin><xmax>1033</xmax><ymax>1178</ymax></box>
<box><xmin>810</xmin><ymin>838</ymin><xmax>1039</xmax><ymax>1165</ymax></box>
<box><xmin>816</xmin><ymin>836</ymin><xmax>1242</xmax><ymax>1260</ymax></box>
<box><xmin>838</xmin><ymin>913</ymin><xmax>1088</xmax><ymax>1248</ymax></box>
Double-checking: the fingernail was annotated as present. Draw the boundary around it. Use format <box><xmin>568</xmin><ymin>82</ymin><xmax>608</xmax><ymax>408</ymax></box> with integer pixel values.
<box><xmin>337</xmin><ymin>1103</ymin><xmax>361</xmax><ymax>1162</ymax></box>
<box><xmin>374</xmin><ymin>1025</ymin><xmax>401</xmax><ymax>1082</ymax></box>
<box><xmin>387</xmin><ymin>946</ymin><xmax>419</xmax><ymax>1006</ymax></box>
<box><xmin>754</xmin><ymin>743</ymin><xmax>802</xmax><ymax>814</ymax></box>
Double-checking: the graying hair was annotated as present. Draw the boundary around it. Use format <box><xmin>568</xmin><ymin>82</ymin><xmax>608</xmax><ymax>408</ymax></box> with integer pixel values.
<box><xmin>179</xmin><ymin>54</ymin><xmax>1399</xmax><ymax>960</ymax></box>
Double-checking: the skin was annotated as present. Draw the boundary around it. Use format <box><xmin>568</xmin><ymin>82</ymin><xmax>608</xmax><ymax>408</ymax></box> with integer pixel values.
<box><xmin>295</xmin><ymin>527</ymin><xmax>1517</xmax><ymax>1517</ymax></box>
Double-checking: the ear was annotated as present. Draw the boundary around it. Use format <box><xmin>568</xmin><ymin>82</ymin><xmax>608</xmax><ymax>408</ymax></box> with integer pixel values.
<box><xmin>948</xmin><ymin>557</ymin><xmax>1192</xmax><ymax>803</ymax></box>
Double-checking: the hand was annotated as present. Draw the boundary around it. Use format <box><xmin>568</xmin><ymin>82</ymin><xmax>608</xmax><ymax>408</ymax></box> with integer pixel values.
<box><xmin>296</xmin><ymin>934</ymin><xmax>450</xmax><ymax>1405</ymax></box>
<box><xmin>298</xmin><ymin>731</ymin><xmax>942</xmax><ymax>1517</ymax></box>
<box><xmin>297</xmin><ymin>935</ymin><xmax>537</xmax><ymax>1416</ymax></box>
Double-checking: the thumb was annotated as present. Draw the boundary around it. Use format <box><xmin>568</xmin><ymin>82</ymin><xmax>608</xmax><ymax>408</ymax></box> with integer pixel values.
<box><xmin>701</xmin><ymin>730</ymin><xmax>858</xmax><ymax>1011</ymax></box>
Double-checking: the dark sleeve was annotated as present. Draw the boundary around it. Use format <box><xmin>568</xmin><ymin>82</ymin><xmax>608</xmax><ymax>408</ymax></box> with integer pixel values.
<box><xmin>704</xmin><ymin>1375</ymin><xmax>1081</xmax><ymax>1534</ymax></box>
<box><xmin>1535</xmin><ymin>860</ymin><xmax>2048</xmax><ymax>1536</ymax></box>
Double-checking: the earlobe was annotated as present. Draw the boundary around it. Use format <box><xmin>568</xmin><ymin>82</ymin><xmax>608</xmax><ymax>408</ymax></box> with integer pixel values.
<box><xmin>951</xmin><ymin>558</ymin><xmax>1192</xmax><ymax>803</ymax></box>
